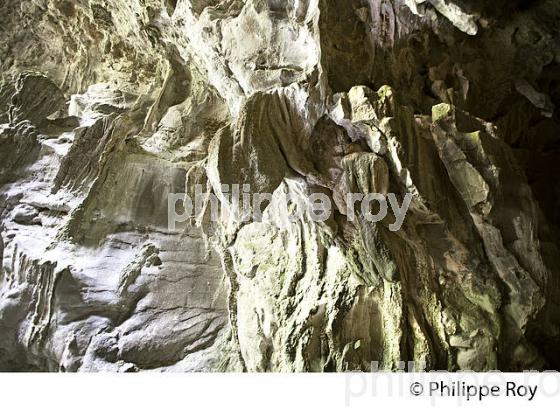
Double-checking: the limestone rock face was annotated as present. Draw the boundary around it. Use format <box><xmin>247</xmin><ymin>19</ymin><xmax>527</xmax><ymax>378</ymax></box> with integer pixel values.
<box><xmin>1</xmin><ymin>0</ymin><xmax>559</xmax><ymax>371</ymax></box>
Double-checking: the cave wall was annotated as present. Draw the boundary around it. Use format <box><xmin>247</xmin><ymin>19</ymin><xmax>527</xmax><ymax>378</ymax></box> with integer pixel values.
<box><xmin>0</xmin><ymin>0</ymin><xmax>559</xmax><ymax>371</ymax></box>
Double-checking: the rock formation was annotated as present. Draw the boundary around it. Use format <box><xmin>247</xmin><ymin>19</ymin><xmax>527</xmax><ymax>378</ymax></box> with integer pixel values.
<box><xmin>1</xmin><ymin>0</ymin><xmax>559</xmax><ymax>372</ymax></box>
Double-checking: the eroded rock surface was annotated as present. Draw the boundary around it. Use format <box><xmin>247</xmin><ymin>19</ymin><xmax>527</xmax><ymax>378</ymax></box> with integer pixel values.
<box><xmin>1</xmin><ymin>0</ymin><xmax>559</xmax><ymax>371</ymax></box>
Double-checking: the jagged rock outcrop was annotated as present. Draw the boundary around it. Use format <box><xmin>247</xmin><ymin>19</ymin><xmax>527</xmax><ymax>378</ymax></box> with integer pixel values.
<box><xmin>1</xmin><ymin>0</ymin><xmax>559</xmax><ymax>371</ymax></box>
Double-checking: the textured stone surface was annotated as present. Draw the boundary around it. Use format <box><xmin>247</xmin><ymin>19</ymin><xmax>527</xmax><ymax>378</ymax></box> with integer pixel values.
<box><xmin>0</xmin><ymin>0</ymin><xmax>559</xmax><ymax>371</ymax></box>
